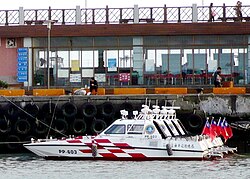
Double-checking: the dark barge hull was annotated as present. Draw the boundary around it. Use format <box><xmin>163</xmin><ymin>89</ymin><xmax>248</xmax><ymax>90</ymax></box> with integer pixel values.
<box><xmin>0</xmin><ymin>94</ymin><xmax>249</xmax><ymax>153</ymax></box>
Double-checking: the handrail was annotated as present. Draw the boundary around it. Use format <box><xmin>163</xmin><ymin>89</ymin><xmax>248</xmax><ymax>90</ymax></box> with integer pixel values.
<box><xmin>0</xmin><ymin>4</ymin><xmax>250</xmax><ymax>25</ymax></box>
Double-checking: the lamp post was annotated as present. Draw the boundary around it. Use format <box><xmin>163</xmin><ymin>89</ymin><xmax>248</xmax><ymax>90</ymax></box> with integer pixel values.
<box><xmin>45</xmin><ymin>20</ymin><xmax>54</xmax><ymax>89</ymax></box>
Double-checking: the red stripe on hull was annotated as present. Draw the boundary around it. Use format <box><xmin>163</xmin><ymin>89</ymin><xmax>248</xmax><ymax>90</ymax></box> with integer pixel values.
<box><xmin>128</xmin><ymin>153</ymin><xmax>146</xmax><ymax>158</ymax></box>
<box><xmin>94</xmin><ymin>139</ymin><xmax>111</xmax><ymax>143</ymax></box>
<box><xmin>66</xmin><ymin>140</ymin><xmax>82</xmax><ymax>143</ymax></box>
<box><xmin>113</xmin><ymin>143</ymin><xmax>134</xmax><ymax>149</ymax></box>
<box><xmin>107</xmin><ymin>149</ymin><xmax>125</xmax><ymax>153</ymax></box>
<box><xmin>79</xmin><ymin>149</ymin><xmax>92</xmax><ymax>153</ymax></box>
<box><xmin>99</xmin><ymin>153</ymin><xmax>117</xmax><ymax>158</ymax></box>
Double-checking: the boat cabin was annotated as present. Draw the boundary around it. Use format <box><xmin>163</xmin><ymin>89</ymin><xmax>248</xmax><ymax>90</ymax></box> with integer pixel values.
<box><xmin>100</xmin><ymin>105</ymin><xmax>188</xmax><ymax>139</ymax></box>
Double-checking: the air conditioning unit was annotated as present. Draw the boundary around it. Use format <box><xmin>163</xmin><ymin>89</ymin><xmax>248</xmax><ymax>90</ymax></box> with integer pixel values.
<box><xmin>6</xmin><ymin>38</ymin><xmax>17</xmax><ymax>48</ymax></box>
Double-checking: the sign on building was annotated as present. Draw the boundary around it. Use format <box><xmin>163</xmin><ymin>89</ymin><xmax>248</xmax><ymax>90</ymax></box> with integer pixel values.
<box><xmin>17</xmin><ymin>48</ymin><xmax>28</xmax><ymax>82</ymax></box>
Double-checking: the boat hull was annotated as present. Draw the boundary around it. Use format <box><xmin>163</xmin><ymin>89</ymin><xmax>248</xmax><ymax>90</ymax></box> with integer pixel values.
<box><xmin>24</xmin><ymin>142</ymin><xmax>210</xmax><ymax>161</ymax></box>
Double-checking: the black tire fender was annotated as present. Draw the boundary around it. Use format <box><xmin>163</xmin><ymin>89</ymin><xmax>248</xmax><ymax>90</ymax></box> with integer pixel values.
<box><xmin>91</xmin><ymin>119</ymin><xmax>107</xmax><ymax>134</ymax></box>
<box><xmin>34</xmin><ymin>119</ymin><xmax>49</xmax><ymax>135</ymax></box>
<box><xmin>0</xmin><ymin>115</ymin><xmax>11</xmax><ymax>134</ymax></box>
<box><xmin>101</xmin><ymin>102</ymin><xmax>115</xmax><ymax>118</ymax></box>
<box><xmin>14</xmin><ymin>118</ymin><xmax>31</xmax><ymax>135</ymax></box>
<box><xmin>81</xmin><ymin>102</ymin><xmax>97</xmax><ymax>118</ymax></box>
<box><xmin>61</xmin><ymin>102</ymin><xmax>78</xmax><ymax>118</ymax></box>
<box><xmin>54</xmin><ymin>118</ymin><xmax>69</xmax><ymax>134</ymax></box>
<box><xmin>42</xmin><ymin>102</ymin><xmax>58</xmax><ymax>117</ymax></box>
<box><xmin>24</xmin><ymin>103</ymin><xmax>39</xmax><ymax>117</ymax></box>
<box><xmin>72</xmin><ymin>119</ymin><xmax>87</xmax><ymax>134</ymax></box>
<box><xmin>6</xmin><ymin>135</ymin><xmax>21</xmax><ymax>151</ymax></box>
<box><xmin>186</xmin><ymin>114</ymin><xmax>204</xmax><ymax>129</ymax></box>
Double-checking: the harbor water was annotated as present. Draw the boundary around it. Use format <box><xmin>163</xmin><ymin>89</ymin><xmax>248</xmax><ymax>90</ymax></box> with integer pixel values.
<box><xmin>0</xmin><ymin>153</ymin><xmax>249</xmax><ymax>179</ymax></box>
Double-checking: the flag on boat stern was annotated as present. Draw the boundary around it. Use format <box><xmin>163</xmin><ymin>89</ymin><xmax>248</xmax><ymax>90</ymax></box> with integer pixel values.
<box><xmin>224</xmin><ymin>120</ymin><xmax>233</xmax><ymax>139</ymax></box>
<box><xmin>202</xmin><ymin>119</ymin><xmax>210</xmax><ymax>136</ymax></box>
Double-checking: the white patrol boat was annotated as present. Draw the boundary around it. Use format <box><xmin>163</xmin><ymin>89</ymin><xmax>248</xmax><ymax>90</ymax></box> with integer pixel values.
<box><xmin>23</xmin><ymin>105</ymin><xmax>236</xmax><ymax>160</ymax></box>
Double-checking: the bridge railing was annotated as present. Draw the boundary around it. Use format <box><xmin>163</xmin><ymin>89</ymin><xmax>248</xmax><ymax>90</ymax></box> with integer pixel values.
<box><xmin>0</xmin><ymin>4</ymin><xmax>250</xmax><ymax>25</ymax></box>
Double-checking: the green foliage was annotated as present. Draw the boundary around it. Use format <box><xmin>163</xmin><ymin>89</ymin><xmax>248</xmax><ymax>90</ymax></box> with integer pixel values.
<box><xmin>0</xmin><ymin>80</ymin><xmax>8</xmax><ymax>88</ymax></box>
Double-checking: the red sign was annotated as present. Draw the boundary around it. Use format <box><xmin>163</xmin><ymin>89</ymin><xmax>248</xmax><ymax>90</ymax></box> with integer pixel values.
<box><xmin>119</xmin><ymin>73</ymin><xmax>130</xmax><ymax>82</ymax></box>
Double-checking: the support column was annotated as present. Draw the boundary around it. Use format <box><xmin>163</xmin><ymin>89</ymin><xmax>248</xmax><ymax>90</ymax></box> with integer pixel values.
<box><xmin>133</xmin><ymin>37</ymin><xmax>144</xmax><ymax>85</ymax></box>
<box><xmin>19</xmin><ymin>7</ymin><xmax>24</xmax><ymax>25</ymax></box>
<box><xmin>192</xmin><ymin>4</ymin><xmax>198</xmax><ymax>22</ymax></box>
<box><xmin>76</xmin><ymin>6</ymin><xmax>81</xmax><ymax>24</ymax></box>
<box><xmin>133</xmin><ymin>4</ymin><xmax>139</xmax><ymax>23</ymax></box>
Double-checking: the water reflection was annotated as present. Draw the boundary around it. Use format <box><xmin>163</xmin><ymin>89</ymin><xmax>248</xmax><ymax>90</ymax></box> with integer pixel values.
<box><xmin>0</xmin><ymin>153</ymin><xmax>249</xmax><ymax>179</ymax></box>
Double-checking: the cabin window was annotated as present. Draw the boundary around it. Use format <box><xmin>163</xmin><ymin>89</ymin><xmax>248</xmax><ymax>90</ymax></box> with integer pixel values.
<box><xmin>127</xmin><ymin>124</ymin><xmax>144</xmax><ymax>134</ymax></box>
<box><xmin>104</xmin><ymin>124</ymin><xmax>125</xmax><ymax>134</ymax></box>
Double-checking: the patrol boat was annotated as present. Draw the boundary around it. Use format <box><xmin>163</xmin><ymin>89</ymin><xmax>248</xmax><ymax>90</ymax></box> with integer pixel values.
<box><xmin>23</xmin><ymin>105</ymin><xmax>236</xmax><ymax>160</ymax></box>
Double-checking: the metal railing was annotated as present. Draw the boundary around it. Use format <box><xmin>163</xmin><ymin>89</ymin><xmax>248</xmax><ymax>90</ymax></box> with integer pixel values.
<box><xmin>0</xmin><ymin>4</ymin><xmax>250</xmax><ymax>25</ymax></box>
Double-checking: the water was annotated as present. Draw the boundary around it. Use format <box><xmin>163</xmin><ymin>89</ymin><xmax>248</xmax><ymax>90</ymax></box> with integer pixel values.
<box><xmin>0</xmin><ymin>153</ymin><xmax>250</xmax><ymax>179</ymax></box>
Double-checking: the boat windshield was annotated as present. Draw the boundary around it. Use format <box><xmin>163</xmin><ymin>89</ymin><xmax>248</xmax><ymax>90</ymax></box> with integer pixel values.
<box><xmin>127</xmin><ymin>124</ymin><xmax>144</xmax><ymax>134</ymax></box>
<box><xmin>104</xmin><ymin>124</ymin><xmax>126</xmax><ymax>134</ymax></box>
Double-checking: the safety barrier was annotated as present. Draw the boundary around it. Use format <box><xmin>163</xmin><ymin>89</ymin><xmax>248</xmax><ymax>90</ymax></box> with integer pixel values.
<box><xmin>33</xmin><ymin>89</ymin><xmax>65</xmax><ymax>96</ymax></box>
<box><xmin>155</xmin><ymin>88</ymin><xmax>188</xmax><ymax>94</ymax></box>
<box><xmin>0</xmin><ymin>89</ymin><xmax>25</xmax><ymax>96</ymax></box>
<box><xmin>97</xmin><ymin>88</ymin><xmax>106</xmax><ymax>95</ymax></box>
<box><xmin>113</xmin><ymin>88</ymin><xmax>146</xmax><ymax>95</ymax></box>
<box><xmin>213</xmin><ymin>87</ymin><xmax>246</xmax><ymax>94</ymax></box>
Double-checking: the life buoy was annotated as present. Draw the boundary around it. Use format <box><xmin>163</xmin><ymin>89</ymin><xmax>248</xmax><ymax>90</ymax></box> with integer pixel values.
<box><xmin>6</xmin><ymin>135</ymin><xmax>21</xmax><ymax>151</ymax></box>
<box><xmin>81</xmin><ymin>102</ymin><xmax>97</xmax><ymax>118</ymax></box>
<box><xmin>91</xmin><ymin>119</ymin><xmax>107</xmax><ymax>134</ymax></box>
<box><xmin>53</xmin><ymin>118</ymin><xmax>68</xmax><ymax>134</ymax></box>
<box><xmin>61</xmin><ymin>102</ymin><xmax>78</xmax><ymax>118</ymax></box>
<box><xmin>101</xmin><ymin>102</ymin><xmax>115</xmax><ymax>118</ymax></box>
<box><xmin>72</xmin><ymin>119</ymin><xmax>87</xmax><ymax>134</ymax></box>
<box><xmin>14</xmin><ymin>118</ymin><xmax>31</xmax><ymax>135</ymax></box>
<box><xmin>0</xmin><ymin>115</ymin><xmax>11</xmax><ymax>134</ymax></box>
<box><xmin>186</xmin><ymin>114</ymin><xmax>204</xmax><ymax>130</ymax></box>
<box><xmin>24</xmin><ymin>103</ymin><xmax>39</xmax><ymax>117</ymax></box>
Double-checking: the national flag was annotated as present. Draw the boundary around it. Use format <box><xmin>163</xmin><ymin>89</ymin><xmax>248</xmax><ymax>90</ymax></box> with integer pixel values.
<box><xmin>210</xmin><ymin>120</ymin><xmax>217</xmax><ymax>140</ymax></box>
<box><xmin>201</xmin><ymin>119</ymin><xmax>210</xmax><ymax>136</ymax></box>
<box><xmin>224</xmin><ymin>120</ymin><xmax>233</xmax><ymax>139</ymax></box>
<box><xmin>220</xmin><ymin>120</ymin><xmax>228</xmax><ymax>141</ymax></box>
<box><xmin>215</xmin><ymin>117</ymin><xmax>222</xmax><ymax>136</ymax></box>
<box><xmin>220</xmin><ymin>118</ymin><xmax>232</xmax><ymax>142</ymax></box>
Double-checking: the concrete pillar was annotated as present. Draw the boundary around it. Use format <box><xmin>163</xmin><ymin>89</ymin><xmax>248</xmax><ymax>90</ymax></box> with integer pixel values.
<box><xmin>19</xmin><ymin>7</ymin><xmax>24</xmax><ymax>25</ymax></box>
<box><xmin>24</xmin><ymin>38</ymin><xmax>32</xmax><ymax>87</ymax></box>
<box><xmin>76</xmin><ymin>6</ymin><xmax>81</xmax><ymax>24</ymax></box>
<box><xmin>133</xmin><ymin>37</ymin><xmax>144</xmax><ymax>84</ymax></box>
<box><xmin>133</xmin><ymin>4</ymin><xmax>139</xmax><ymax>23</ymax></box>
<box><xmin>192</xmin><ymin>4</ymin><xmax>198</xmax><ymax>22</ymax></box>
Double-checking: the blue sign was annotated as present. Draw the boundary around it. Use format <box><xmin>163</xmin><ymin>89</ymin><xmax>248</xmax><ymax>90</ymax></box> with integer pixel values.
<box><xmin>17</xmin><ymin>48</ymin><xmax>28</xmax><ymax>82</ymax></box>
<box><xmin>108</xmin><ymin>58</ymin><xmax>116</xmax><ymax>68</ymax></box>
